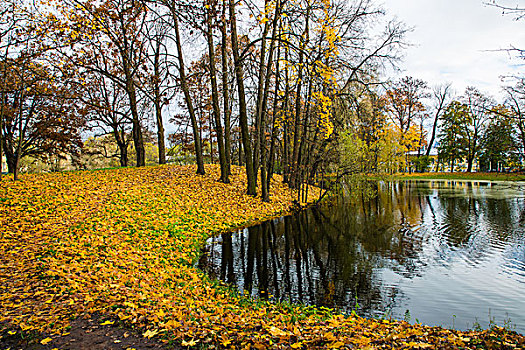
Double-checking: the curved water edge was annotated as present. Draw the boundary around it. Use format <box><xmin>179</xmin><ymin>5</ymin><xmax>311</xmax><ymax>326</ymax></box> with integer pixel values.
<box><xmin>199</xmin><ymin>180</ymin><xmax>525</xmax><ymax>334</ymax></box>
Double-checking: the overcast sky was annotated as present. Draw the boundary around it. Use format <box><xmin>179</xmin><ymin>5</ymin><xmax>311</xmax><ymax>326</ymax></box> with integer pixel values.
<box><xmin>382</xmin><ymin>0</ymin><xmax>525</xmax><ymax>100</ymax></box>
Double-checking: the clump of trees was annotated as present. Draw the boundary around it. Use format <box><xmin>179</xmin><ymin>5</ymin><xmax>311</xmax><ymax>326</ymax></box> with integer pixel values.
<box><xmin>338</xmin><ymin>77</ymin><xmax>525</xmax><ymax>175</ymax></box>
<box><xmin>2</xmin><ymin>0</ymin><xmax>524</xmax><ymax>199</ymax></box>
<box><xmin>1</xmin><ymin>0</ymin><xmax>408</xmax><ymax>199</ymax></box>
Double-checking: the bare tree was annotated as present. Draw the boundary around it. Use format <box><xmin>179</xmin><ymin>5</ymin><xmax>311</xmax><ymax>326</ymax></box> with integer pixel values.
<box><xmin>142</xmin><ymin>17</ymin><xmax>172</xmax><ymax>165</ymax></box>
<box><xmin>426</xmin><ymin>83</ymin><xmax>452</xmax><ymax>156</ymax></box>
<box><xmin>82</xmin><ymin>76</ymin><xmax>132</xmax><ymax>167</ymax></box>
<box><xmin>54</xmin><ymin>0</ymin><xmax>149</xmax><ymax>167</ymax></box>
<box><xmin>171</xmin><ymin>12</ymin><xmax>206</xmax><ymax>175</ymax></box>
<box><xmin>229</xmin><ymin>0</ymin><xmax>256</xmax><ymax>195</ymax></box>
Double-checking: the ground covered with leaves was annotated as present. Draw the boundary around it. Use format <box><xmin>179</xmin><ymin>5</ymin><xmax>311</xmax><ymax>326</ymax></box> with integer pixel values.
<box><xmin>1</xmin><ymin>165</ymin><xmax>524</xmax><ymax>349</ymax></box>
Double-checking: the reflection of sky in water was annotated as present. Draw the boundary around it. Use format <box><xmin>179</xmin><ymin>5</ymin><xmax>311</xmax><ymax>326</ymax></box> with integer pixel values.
<box><xmin>379</xmin><ymin>180</ymin><xmax>525</xmax><ymax>331</ymax></box>
<box><xmin>201</xmin><ymin>180</ymin><xmax>525</xmax><ymax>333</ymax></box>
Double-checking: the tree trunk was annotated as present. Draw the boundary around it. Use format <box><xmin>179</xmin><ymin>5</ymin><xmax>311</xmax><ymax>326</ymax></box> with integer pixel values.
<box><xmin>253</xmin><ymin>13</ymin><xmax>270</xmax><ymax>183</ymax></box>
<box><xmin>289</xmin><ymin>4</ymin><xmax>310</xmax><ymax>188</ymax></box>
<box><xmin>173</xmin><ymin>14</ymin><xmax>205</xmax><ymax>175</ymax></box>
<box><xmin>209</xmin><ymin>113</ymin><xmax>214</xmax><ymax>164</ymax></box>
<box><xmin>0</xmin><ymin>73</ymin><xmax>5</xmax><ymax>180</ymax></box>
<box><xmin>206</xmin><ymin>8</ymin><xmax>229</xmax><ymax>183</ymax></box>
<box><xmin>467</xmin><ymin>157</ymin><xmax>473</xmax><ymax>172</ymax></box>
<box><xmin>13</xmin><ymin>129</ymin><xmax>21</xmax><ymax>181</ymax></box>
<box><xmin>127</xmin><ymin>82</ymin><xmax>145</xmax><ymax>167</ymax></box>
<box><xmin>229</xmin><ymin>0</ymin><xmax>256</xmax><ymax>196</ymax></box>
<box><xmin>119</xmin><ymin>144</ymin><xmax>128</xmax><ymax>167</ymax></box>
<box><xmin>13</xmin><ymin>85</ymin><xmax>26</xmax><ymax>180</ymax></box>
<box><xmin>13</xmin><ymin>154</ymin><xmax>20</xmax><ymax>180</ymax></box>
<box><xmin>113</xmin><ymin>127</ymin><xmax>128</xmax><ymax>167</ymax></box>
<box><xmin>0</xmin><ymin>110</ymin><xmax>3</xmax><ymax>180</ymax></box>
<box><xmin>518</xmin><ymin>121</ymin><xmax>525</xmax><ymax>161</ymax></box>
<box><xmin>296</xmin><ymin>78</ymin><xmax>313</xmax><ymax>188</ymax></box>
<box><xmin>282</xmin><ymin>48</ymin><xmax>291</xmax><ymax>183</ymax></box>
<box><xmin>257</xmin><ymin>0</ymin><xmax>281</xmax><ymax>202</ymax></box>
<box><xmin>266</xmin><ymin>23</ymin><xmax>283</xmax><ymax>197</ymax></box>
<box><xmin>221</xmin><ymin>1</ymin><xmax>231</xmax><ymax>175</ymax></box>
<box><xmin>153</xmin><ymin>43</ymin><xmax>166</xmax><ymax>164</ymax></box>
<box><xmin>6</xmin><ymin>151</ymin><xmax>15</xmax><ymax>174</ymax></box>
<box><xmin>0</xmin><ymin>41</ymin><xmax>12</xmax><ymax>180</ymax></box>
<box><xmin>426</xmin><ymin>116</ymin><xmax>439</xmax><ymax>157</ymax></box>
<box><xmin>238</xmin><ymin>135</ymin><xmax>243</xmax><ymax>166</ymax></box>
<box><xmin>155</xmin><ymin>100</ymin><xmax>166</xmax><ymax>164</ymax></box>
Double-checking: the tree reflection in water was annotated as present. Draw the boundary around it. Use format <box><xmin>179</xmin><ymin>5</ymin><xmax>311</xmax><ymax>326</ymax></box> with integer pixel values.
<box><xmin>200</xmin><ymin>180</ymin><xmax>525</xmax><ymax>332</ymax></box>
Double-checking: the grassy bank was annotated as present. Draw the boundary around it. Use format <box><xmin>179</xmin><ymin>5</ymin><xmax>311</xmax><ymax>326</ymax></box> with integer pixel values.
<box><xmin>390</xmin><ymin>172</ymin><xmax>525</xmax><ymax>182</ymax></box>
<box><xmin>0</xmin><ymin>165</ymin><xmax>523</xmax><ymax>349</ymax></box>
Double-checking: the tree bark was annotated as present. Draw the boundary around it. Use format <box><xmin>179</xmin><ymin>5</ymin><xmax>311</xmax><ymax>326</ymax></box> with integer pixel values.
<box><xmin>173</xmin><ymin>14</ymin><xmax>205</xmax><ymax>175</ymax></box>
<box><xmin>0</xmin><ymin>106</ymin><xmax>3</xmax><ymax>180</ymax></box>
<box><xmin>467</xmin><ymin>157</ymin><xmax>473</xmax><ymax>172</ymax></box>
<box><xmin>121</xmin><ymin>30</ymin><xmax>145</xmax><ymax>167</ymax></box>
<box><xmin>127</xmin><ymin>84</ymin><xmax>145</xmax><ymax>167</ymax></box>
<box><xmin>229</xmin><ymin>0</ymin><xmax>256</xmax><ymax>196</ymax></box>
<box><xmin>253</xmin><ymin>12</ymin><xmax>271</xmax><ymax>183</ymax></box>
<box><xmin>154</xmin><ymin>99</ymin><xmax>166</xmax><ymax>164</ymax></box>
<box><xmin>13</xmin><ymin>105</ymin><xmax>23</xmax><ymax>181</ymax></box>
<box><xmin>267</xmin><ymin>24</ymin><xmax>283</xmax><ymax>196</ymax></box>
<box><xmin>206</xmin><ymin>6</ymin><xmax>229</xmax><ymax>183</ymax></box>
<box><xmin>221</xmin><ymin>0</ymin><xmax>231</xmax><ymax>175</ymax></box>
<box><xmin>113</xmin><ymin>126</ymin><xmax>128</xmax><ymax>167</ymax></box>
<box><xmin>153</xmin><ymin>41</ymin><xmax>166</xmax><ymax>164</ymax></box>
<box><xmin>5</xmin><ymin>150</ymin><xmax>15</xmax><ymax>174</ymax></box>
<box><xmin>289</xmin><ymin>4</ymin><xmax>310</xmax><ymax>188</ymax></box>
<box><xmin>0</xmin><ymin>47</ymin><xmax>7</xmax><ymax>180</ymax></box>
<box><xmin>282</xmin><ymin>48</ymin><xmax>291</xmax><ymax>184</ymax></box>
<box><xmin>260</xmin><ymin>0</ymin><xmax>282</xmax><ymax>202</ymax></box>
<box><xmin>13</xmin><ymin>74</ymin><xmax>30</xmax><ymax>180</ymax></box>
<box><xmin>296</xmin><ymin>78</ymin><xmax>313</xmax><ymax>190</ymax></box>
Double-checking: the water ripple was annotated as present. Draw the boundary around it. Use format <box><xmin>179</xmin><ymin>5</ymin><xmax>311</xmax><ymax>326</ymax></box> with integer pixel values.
<box><xmin>201</xmin><ymin>180</ymin><xmax>525</xmax><ymax>333</ymax></box>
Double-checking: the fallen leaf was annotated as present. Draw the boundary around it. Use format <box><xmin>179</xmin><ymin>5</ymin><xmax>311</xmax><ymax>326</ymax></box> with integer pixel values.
<box><xmin>143</xmin><ymin>329</ymin><xmax>159</xmax><ymax>339</ymax></box>
<box><xmin>181</xmin><ymin>338</ymin><xmax>198</xmax><ymax>346</ymax></box>
<box><xmin>40</xmin><ymin>337</ymin><xmax>53</xmax><ymax>345</ymax></box>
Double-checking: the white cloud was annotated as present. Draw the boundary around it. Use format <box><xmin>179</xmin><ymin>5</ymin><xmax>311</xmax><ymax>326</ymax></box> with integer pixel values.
<box><xmin>383</xmin><ymin>0</ymin><xmax>525</xmax><ymax>99</ymax></box>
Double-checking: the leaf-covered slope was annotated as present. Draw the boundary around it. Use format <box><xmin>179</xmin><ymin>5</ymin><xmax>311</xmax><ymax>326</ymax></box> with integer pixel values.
<box><xmin>0</xmin><ymin>165</ymin><xmax>523</xmax><ymax>349</ymax></box>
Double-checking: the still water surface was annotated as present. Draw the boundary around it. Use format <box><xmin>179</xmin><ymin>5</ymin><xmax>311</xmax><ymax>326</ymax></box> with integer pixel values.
<box><xmin>200</xmin><ymin>180</ymin><xmax>525</xmax><ymax>333</ymax></box>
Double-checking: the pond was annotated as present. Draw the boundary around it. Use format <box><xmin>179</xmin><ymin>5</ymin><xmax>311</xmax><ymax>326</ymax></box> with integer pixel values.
<box><xmin>199</xmin><ymin>180</ymin><xmax>525</xmax><ymax>333</ymax></box>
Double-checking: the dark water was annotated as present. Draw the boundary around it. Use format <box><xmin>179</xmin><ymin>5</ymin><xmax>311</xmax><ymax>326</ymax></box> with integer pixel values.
<box><xmin>200</xmin><ymin>180</ymin><xmax>525</xmax><ymax>333</ymax></box>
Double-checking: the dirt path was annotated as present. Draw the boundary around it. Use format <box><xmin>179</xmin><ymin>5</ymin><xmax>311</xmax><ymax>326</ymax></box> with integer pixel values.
<box><xmin>1</xmin><ymin>315</ymin><xmax>180</xmax><ymax>350</ymax></box>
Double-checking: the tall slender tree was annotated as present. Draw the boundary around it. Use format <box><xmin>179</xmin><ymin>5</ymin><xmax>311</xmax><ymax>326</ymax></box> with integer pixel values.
<box><xmin>426</xmin><ymin>83</ymin><xmax>452</xmax><ymax>156</ymax></box>
<box><xmin>229</xmin><ymin>0</ymin><xmax>256</xmax><ymax>195</ymax></box>
<box><xmin>172</xmin><ymin>12</ymin><xmax>205</xmax><ymax>174</ymax></box>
